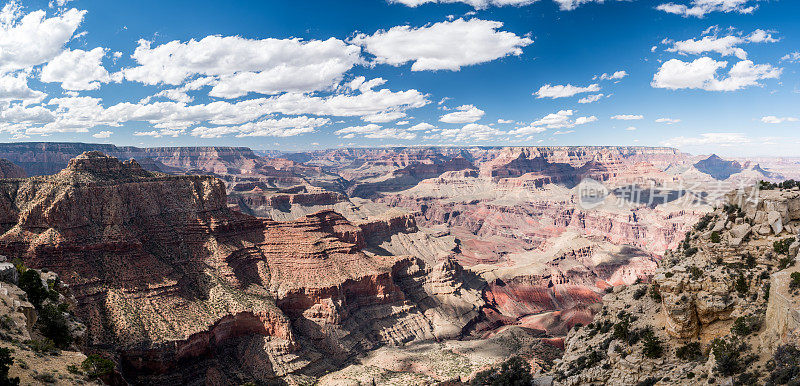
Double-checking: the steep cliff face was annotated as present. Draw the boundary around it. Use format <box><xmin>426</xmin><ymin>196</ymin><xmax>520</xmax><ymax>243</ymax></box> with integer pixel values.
<box><xmin>0</xmin><ymin>152</ymin><xmax>485</xmax><ymax>384</ymax></box>
<box><xmin>0</xmin><ymin>159</ymin><xmax>26</xmax><ymax>178</ymax></box>
<box><xmin>553</xmin><ymin>186</ymin><xmax>800</xmax><ymax>385</ymax></box>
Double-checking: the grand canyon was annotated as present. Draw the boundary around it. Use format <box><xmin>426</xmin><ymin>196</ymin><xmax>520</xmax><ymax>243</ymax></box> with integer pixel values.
<box><xmin>2</xmin><ymin>143</ymin><xmax>799</xmax><ymax>385</ymax></box>
<box><xmin>2</xmin><ymin>0</ymin><xmax>800</xmax><ymax>384</ymax></box>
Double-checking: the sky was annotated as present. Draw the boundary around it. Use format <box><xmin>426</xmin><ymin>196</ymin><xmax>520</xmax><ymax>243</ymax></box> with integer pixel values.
<box><xmin>0</xmin><ymin>0</ymin><xmax>799</xmax><ymax>156</ymax></box>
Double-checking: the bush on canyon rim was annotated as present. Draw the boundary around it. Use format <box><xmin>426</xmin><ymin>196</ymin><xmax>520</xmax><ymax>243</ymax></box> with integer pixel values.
<box><xmin>82</xmin><ymin>355</ymin><xmax>115</xmax><ymax>379</ymax></box>
<box><xmin>767</xmin><ymin>344</ymin><xmax>800</xmax><ymax>385</ymax></box>
<box><xmin>0</xmin><ymin>347</ymin><xmax>20</xmax><ymax>386</ymax></box>
<box><xmin>471</xmin><ymin>356</ymin><xmax>532</xmax><ymax>386</ymax></box>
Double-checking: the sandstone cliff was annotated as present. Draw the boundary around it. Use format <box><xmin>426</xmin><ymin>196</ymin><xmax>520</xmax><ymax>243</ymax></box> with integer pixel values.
<box><xmin>0</xmin><ymin>152</ymin><xmax>489</xmax><ymax>384</ymax></box>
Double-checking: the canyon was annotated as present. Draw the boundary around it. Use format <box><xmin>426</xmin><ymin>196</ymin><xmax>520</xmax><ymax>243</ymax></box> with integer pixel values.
<box><xmin>0</xmin><ymin>143</ymin><xmax>797</xmax><ymax>384</ymax></box>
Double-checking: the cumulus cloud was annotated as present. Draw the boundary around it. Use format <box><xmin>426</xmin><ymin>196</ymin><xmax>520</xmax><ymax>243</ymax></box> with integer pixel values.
<box><xmin>656</xmin><ymin>0</ymin><xmax>759</xmax><ymax>18</ymax></box>
<box><xmin>361</xmin><ymin>110</ymin><xmax>406</xmax><ymax>123</ymax></box>
<box><xmin>0</xmin><ymin>2</ymin><xmax>86</xmax><ymax>73</ymax></box>
<box><xmin>535</xmin><ymin>83</ymin><xmax>600</xmax><ymax>98</ymax></box>
<box><xmin>578</xmin><ymin>94</ymin><xmax>605</xmax><ymax>104</ymax></box>
<box><xmin>92</xmin><ymin>131</ymin><xmax>112</xmax><ymax>138</ymax></box>
<box><xmin>656</xmin><ymin>118</ymin><xmax>681</xmax><ymax>124</ymax></box>
<box><xmin>389</xmin><ymin>0</ymin><xmax>622</xmax><ymax>11</ymax></box>
<box><xmin>611</xmin><ymin>114</ymin><xmax>644</xmax><ymax>120</ymax></box>
<box><xmin>439</xmin><ymin>123</ymin><xmax>503</xmax><ymax>141</ymax></box>
<box><xmin>191</xmin><ymin>116</ymin><xmax>329</xmax><ymax>138</ymax></box>
<box><xmin>334</xmin><ymin>124</ymin><xmax>416</xmax><ymax>140</ymax></box>
<box><xmin>121</xmin><ymin>36</ymin><xmax>361</xmax><ymax>98</ymax></box>
<box><xmin>439</xmin><ymin>104</ymin><xmax>485</xmax><ymax>123</ymax></box>
<box><xmin>652</xmin><ymin>57</ymin><xmax>780</xmax><ymax>91</ymax></box>
<box><xmin>761</xmin><ymin>116</ymin><xmax>798</xmax><ymax>124</ymax></box>
<box><xmin>41</xmin><ymin>48</ymin><xmax>110</xmax><ymax>90</ymax></box>
<box><xmin>782</xmin><ymin>52</ymin><xmax>800</xmax><ymax>63</ymax></box>
<box><xmin>665</xmin><ymin>29</ymin><xmax>779</xmax><ymax>60</ymax></box>
<box><xmin>0</xmin><ymin>72</ymin><xmax>46</xmax><ymax>105</ymax></box>
<box><xmin>625</xmin><ymin>126</ymin><xmax>637</xmax><ymax>131</ymax></box>
<box><xmin>408</xmin><ymin>122</ymin><xmax>437</xmax><ymax>131</ymax></box>
<box><xmin>351</xmin><ymin>18</ymin><xmax>532</xmax><ymax>71</ymax></box>
<box><xmin>508</xmin><ymin>109</ymin><xmax>596</xmax><ymax>136</ymax></box>
<box><xmin>595</xmin><ymin>70</ymin><xmax>628</xmax><ymax>81</ymax></box>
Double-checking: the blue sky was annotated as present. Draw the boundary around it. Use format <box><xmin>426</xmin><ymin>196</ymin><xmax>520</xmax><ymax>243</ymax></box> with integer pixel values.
<box><xmin>0</xmin><ymin>0</ymin><xmax>799</xmax><ymax>155</ymax></box>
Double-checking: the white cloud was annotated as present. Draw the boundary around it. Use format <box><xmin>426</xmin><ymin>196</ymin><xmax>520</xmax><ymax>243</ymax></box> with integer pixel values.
<box><xmin>351</xmin><ymin>18</ymin><xmax>532</xmax><ymax>71</ymax></box>
<box><xmin>334</xmin><ymin>124</ymin><xmax>416</xmax><ymax>140</ymax></box>
<box><xmin>625</xmin><ymin>126</ymin><xmax>637</xmax><ymax>131</ymax></box>
<box><xmin>388</xmin><ymin>0</ymin><xmax>535</xmax><ymax>9</ymax></box>
<box><xmin>361</xmin><ymin>110</ymin><xmax>406</xmax><ymax>123</ymax></box>
<box><xmin>439</xmin><ymin>104</ymin><xmax>485</xmax><ymax>123</ymax></box>
<box><xmin>191</xmin><ymin>116</ymin><xmax>329</xmax><ymax>138</ymax></box>
<box><xmin>0</xmin><ymin>2</ymin><xmax>86</xmax><ymax>73</ymax></box>
<box><xmin>662</xmin><ymin>132</ymin><xmax>750</xmax><ymax>147</ymax></box>
<box><xmin>41</xmin><ymin>48</ymin><xmax>110</xmax><ymax>90</ymax></box>
<box><xmin>596</xmin><ymin>70</ymin><xmax>628</xmax><ymax>81</ymax></box>
<box><xmin>667</xmin><ymin>35</ymin><xmax>748</xmax><ymax>59</ymax></box>
<box><xmin>121</xmin><ymin>36</ymin><xmax>361</xmax><ymax>98</ymax></box>
<box><xmin>439</xmin><ymin>123</ymin><xmax>503</xmax><ymax>141</ymax></box>
<box><xmin>761</xmin><ymin>116</ymin><xmax>798</xmax><ymax>124</ymax></box>
<box><xmin>92</xmin><ymin>131</ymin><xmax>112</xmax><ymax>138</ymax></box>
<box><xmin>389</xmin><ymin>0</ymin><xmax>622</xmax><ymax>11</ymax></box>
<box><xmin>0</xmin><ymin>72</ymin><xmax>46</xmax><ymax>105</ymax></box>
<box><xmin>747</xmin><ymin>29</ymin><xmax>778</xmax><ymax>43</ymax></box>
<box><xmin>396</xmin><ymin>120</ymin><xmax>409</xmax><ymax>125</ymax></box>
<box><xmin>656</xmin><ymin>118</ymin><xmax>681</xmax><ymax>124</ymax></box>
<box><xmin>134</xmin><ymin>129</ymin><xmax>183</xmax><ymax>138</ymax></box>
<box><xmin>553</xmin><ymin>130</ymin><xmax>574</xmax><ymax>135</ymax></box>
<box><xmin>578</xmin><ymin>93</ymin><xmax>605</xmax><ymax>104</ymax></box>
<box><xmin>782</xmin><ymin>52</ymin><xmax>800</xmax><ymax>63</ymax></box>
<box><xmin>535</xmin><ymin>83</ymin><xmax>600</xmax><ymax>98</ymax></box>
<box><xmin>497</xmin><ymin>118</ymin><xmax>514</xmax><ymax>124</ymax></box>
<box><xmin>652</xmin><ymin>57</ymin><xmax>780</xmax><ymax>91</ymax></box>
<box><xmin>656</xmin><ymin>0</ymin><xmax>759</xmax><ymax>18</ymax></box>
<box><xmin>508</xmin><ymin>109</ymin><xmax>596</xmax><ymax>136</ymax></box>
<box><xmin>611</xmin><ymin>114</ymin><xmax>644</xmax><ymax>120</ymax></box>
<box><xmin>408</xmin><ymin>122</ymin><xmax>436</xmax><ymax>131</ymax></box>
<box><xmin>665</xmin><ymin>29</ymin><xmax>779</xmax><ymax>60</ymax></box>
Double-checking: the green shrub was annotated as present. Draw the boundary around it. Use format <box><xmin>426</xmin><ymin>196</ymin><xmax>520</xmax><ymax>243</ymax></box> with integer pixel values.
<box><xmin>710</xmin><ymin>338</ymin><xmax>750</xmax><ymax>376</ymax></box>
<box><xmin>774</xmin><ymin>237</ymin><xmax>796</xmax><ymax>256</ymax></box>
<box><xmin>649</xmin><ymin>286</ymin><xmax>662</xmax><ymax>302</ymax></box>
<box><xmin>32</xmin><ymin>373</ymin><xmax>56</xmax><ymax>384</ymax></box>
<box><xmin>26</xmin><ymin>338</ymin><xmax>56</xmax><ymax>354</ymax></box>
<box><xmin>689</xmin><ymin>266</ymin><xmax>703</xmax><ymax>280</ymax></box>
<box><xmin>735</xmin><ymin>275</ymin><xmax>748</xmax><ymax>295</ymax></box>
<box><xmin>695</xmin><ymin>215</ymin><xmax>713</xmax><ymax>231</ymax></box>
<box><xmin>67</xmin><ymin>364</ymin><xmax>81</xmax><ymax>374</ymax></box>
<box><xmin>0</xmin><ymin>347</ymin><xmax>20</xmax><ymax>385</ymax></box>
<box><xmin>82</xmin><ymin>354</ymin><xmax>115</xmax><ymax>379</ymax></box>
<box><xmin>779</xmin><ymin>256</ymin><xmax>795</xmax><ymax>270</ymax></box>
<box><xmin>745</xmin><ymin>253</ymin><xmax>756</xmax><ymax>269</ymax></box>
<box><xmin>636</xmin><ymin>377</ymin><xmax>661</xmax><ymax>386</ymax></box>
<box><xmin>471</xmin><ymin>356</ymin><xmax>532</xmax><ymax>386</ymax></box>
<box><xmin>633</xmin><ymin>286</ymin><xmax>648</xmax><ymax>300</ymax></box>
<box><xmin>768</xmin><ymin>344</ymin><xmax>800</xmax><ymax>385</ymax></box>
<box><xmin>711</xmin><ymin>231</ymin><xmax>721</xmax><ymax>243</ymax></box>
<box><xmin>676</xmin><ymin>342</ymin><xmax>703</xmax><ymax>361</ymax></box>
<box><xmin>731</xmin><ymin>316</ymin><xmax>761</xmax><ymax>336</ymax></box>
<box><xmin>684</xmin><ymin>247</ymin><xmax>698</xmax><ymax>257</ymax></box>
<box><xmin>790</xmin><ymin>272</ymin><xmax>800</xmax><ymax>290</ymax></box>
<box><xmin>37</xmin><ymin>304</ymin><xmax>73</xmax><ymax>348</ymax></box>
<box><xmin>641</xmin><ymin>328</ymin><xmax>664</xmax><ymax>359</ymax></box>
<box><xmin>17</xmin><ymin>269</ymin><xmax>49</xmax><ymax>309</ymax></box>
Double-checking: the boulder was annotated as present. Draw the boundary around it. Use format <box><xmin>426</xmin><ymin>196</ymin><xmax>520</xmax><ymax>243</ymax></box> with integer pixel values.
<box><xmin>712</xmin><ymin>220</ymin><xmax>726</xmax><ymax>232</ymax></box>
<box><xmin>729</xmin><ymin>224</ymin><xmax>751</xmax><ymax>240</ymax></box>
<box><xmin>0</xmin><ymin>262</ymin><xmax>18</xmax><ymax>285</ymax></box>
<box><xmin>768</xmin><ymin>210</ymin><xmax>784</xmax><ymax>234</ymax></box>
<box><xmin>754</xmin><ymin>211</ymin><xmax>767</xmax><ymax>224</ymax></box>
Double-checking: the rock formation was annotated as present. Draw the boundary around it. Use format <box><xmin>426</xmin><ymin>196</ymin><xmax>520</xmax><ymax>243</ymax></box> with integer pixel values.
<box><xmin>0</xmin><ymin>152</ymin><xmax>489</xmax><ymax>384</ymax></box>
<box><xmin>554</xmin><ymin>184</ymin><xmax>800</xmax><ymax>385</ymax></box>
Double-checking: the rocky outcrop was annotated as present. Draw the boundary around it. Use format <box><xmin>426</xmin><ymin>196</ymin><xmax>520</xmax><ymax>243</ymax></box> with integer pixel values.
<box><xmin>0</xmin><ymin>152</ymin><xmax>486</xmax><ymax>384</ymax></box>
<box><xmin>554</xmin><ymin>184</ymin><xmax>800</xmax><ymax>385</ymax></box>
<box><xmin>0</xmin><ymin>159</ymin><xmax>25</xmax><ymax>179</ymax></box>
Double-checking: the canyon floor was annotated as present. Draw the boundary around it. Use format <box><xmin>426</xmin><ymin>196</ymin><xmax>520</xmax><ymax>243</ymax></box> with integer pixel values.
<box><xmin>0</xmin><ymin>143</ymin><xmax>798</xmax><ymax>385</ymax></box>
